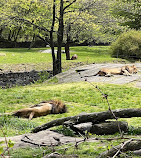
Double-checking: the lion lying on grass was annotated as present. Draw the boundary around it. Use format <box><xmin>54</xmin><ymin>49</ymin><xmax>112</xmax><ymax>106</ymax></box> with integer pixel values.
<box><xmin>85</xmin><ymin>65</ymin><xmax>138</xmax><ymax>77</ymax></box>
<box><xmin>12</xmin><ymin>100</ymin><xmax>67</xmax><ymax>120</ymax></box>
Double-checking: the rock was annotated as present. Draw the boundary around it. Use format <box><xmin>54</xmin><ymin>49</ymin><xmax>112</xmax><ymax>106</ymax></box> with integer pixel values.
<box><xmin>90</xmin><ymin>121</ymin><xmax>128</xmax><ymax>135</ymax></box>
<box><xmin>0</xmin><ymin>53</ymin><xmax>6</xmax><ymax>56</ymax></box>
<box><xmin>43</xmin><ymin>152</ymin><xmax>61</xmax><ymax>158</ymax></box>
<box><xmin>0</xmin><ymin>130</ymin><xmax>83</xmax><ymax>149</ymax></box>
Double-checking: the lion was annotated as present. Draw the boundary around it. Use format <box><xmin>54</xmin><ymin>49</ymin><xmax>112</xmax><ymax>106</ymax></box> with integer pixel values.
<box><xmin>12</xmin><ymin>100</ymin><xmax>67</xmax><ymax>120</ymax></box>
<box><xmin>71</xmin><ymin>54</ymin><xmax>78</xmax><ymax>60</ymax></box>
<box><xmin>85</xmin><ymin>65</ymin><xmax>138</xmax><ymax>77</ymax></box>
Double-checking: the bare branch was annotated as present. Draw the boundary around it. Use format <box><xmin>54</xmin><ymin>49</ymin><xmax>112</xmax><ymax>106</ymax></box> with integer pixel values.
<box><xmin>63</xmin><ymin>0</ymin><xmax>77</xmax><ymax>11</ymax></box>
<box><xmin>11</xmin><ymin>16</ymin><xmax>50</xmax><ymax>32</ymax></box>
<box><xmin>99</xmin><ymin>139</ymin><xmax>141</xmax><ymax>158</ymax></box>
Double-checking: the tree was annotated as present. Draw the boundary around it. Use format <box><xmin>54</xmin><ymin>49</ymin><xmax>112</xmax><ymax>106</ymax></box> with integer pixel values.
<box><xmin>112</xmin><ymin>0</ymin><xmax>141</xmax><ymax>30</ymax></box>
<box><xmin>0</xmin><ymin>0</ymin><xmax>131</xmax><ymax>73</ymax></box>
<box><xmin>0</xmin><ymin>0</ymin><xmax>77</xmax><ymax>75</ymax></box>
<box><xmin>63</xmin><ymin>0</ymin><xmax>128</xmax><ymax>60</ymax></box>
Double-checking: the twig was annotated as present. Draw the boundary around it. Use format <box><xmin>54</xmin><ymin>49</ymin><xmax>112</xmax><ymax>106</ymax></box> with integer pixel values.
<box><xmin>112</xmin><ymin>139</ymin><xmax>133</xmax><ymax>158</ymax></box>
<box><xmin>78</xmin><ymin>72</ymin><xmax>123</xmax><ymax>136</ymax></box>
<box><xmin>0</xmin><ymin>128</ymin><xmax>10</xmax><ymax>157</ymax></box>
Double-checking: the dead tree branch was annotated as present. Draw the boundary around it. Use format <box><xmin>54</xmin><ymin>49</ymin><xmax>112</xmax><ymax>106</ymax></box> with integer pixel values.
<box><xmin>98</xmin><ymin>139</ymin><xmax>141</xmax><ymax>158</ymax></box>
<box><xmin>31</xmin><ymin>108</ymin><xmax>141</xmax><ymax>133</ymax></box>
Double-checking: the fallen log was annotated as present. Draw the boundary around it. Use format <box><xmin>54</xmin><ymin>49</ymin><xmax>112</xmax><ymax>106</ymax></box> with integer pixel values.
<box><xmin>132</xmin><ymin>149</ymin><xmax>141</xmax><ymax>156</ymax></box>
<box><xmin>31</xmin><ymin>108</ymin><xmax>141</xmax><ymax>133</ymax></box>
<box><xmin>99</xmin><ymin>139</ymin><xmax>141</xmax><ymax>158</ymax></box>
<box><xmin>67</xmin><ymin>121</ymin><xmax>128</xmax><ymax>135</ymax></box>
<box><xmin>81</xmin><ymin>121</ymin><xmax>128</xmax><ymax>135</ymax></box>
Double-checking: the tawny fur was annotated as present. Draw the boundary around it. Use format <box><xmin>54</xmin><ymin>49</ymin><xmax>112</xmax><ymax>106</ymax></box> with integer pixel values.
<box><xmin>71</xmin><ymin>54</ymin><xmax>78</xmax><ymax>60</ymax></box>
<box><xmin>94</xmin><ymin>65</ymin><xmax>138</xmax><ymax>77</ymax></box>
<box><xmin>12</xmin><ymin>100</ymin><xmax>67</xmax><ymax>120</ymax></box>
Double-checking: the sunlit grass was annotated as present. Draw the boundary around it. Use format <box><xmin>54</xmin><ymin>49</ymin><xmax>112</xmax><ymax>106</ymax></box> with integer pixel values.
<box><xmin>0</xmin><ymin>46</ymin><xmax>127</xmax><ymax>70</ymax></box>
<box><xmin>0</xmin><ymin>81</ymin><xmax>140</xmax><ymax>137</ymax></box>
<box><xmin>0</xmin><ymin>46</ymin><xmax>140</xmax><ymax>157</ymax></box>
<box><xmin>0</xmin><ymin>48</ymin><xmax>52</xmax><ymax>64</ymax></box>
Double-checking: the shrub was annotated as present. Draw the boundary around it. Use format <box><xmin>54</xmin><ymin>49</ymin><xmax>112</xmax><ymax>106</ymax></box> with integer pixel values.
<box><xmin>110</xmin><ymin>30</ymin><xmax>141</xmax><ymax>59</ymax></box>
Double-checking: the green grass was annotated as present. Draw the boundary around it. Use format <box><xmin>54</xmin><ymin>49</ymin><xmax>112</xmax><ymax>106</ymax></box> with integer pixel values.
<box><xmin>0</xmin><ymin>46</ymin><xmax>140</xmax><ymax>157</ymax></box>
<box><xmin>0</xmin><ymin>46</ymin><xmax>128</xmax><ymax>72</ymax></box>
<box><xmin>0</xmin><ymin>48</ymin><xmax>52</xmax><ymax>64</ymax></box>
<box><xmin>70</xmin><ymin>46</ymin><xmax>114</xmax><ymax>63</ymax></box>
<box><xmin>0</xmin><ymin>46</ymin><xmax>112</xmax><ymax>64</ymax></box>
<box><xmin>0</xmin><ymin>82</ymin><xmax>140</xmax><ymax>137</ymax></box>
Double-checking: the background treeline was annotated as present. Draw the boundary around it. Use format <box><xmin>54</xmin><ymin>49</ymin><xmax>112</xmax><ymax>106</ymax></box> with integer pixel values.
<box><xmin>0</xmin><ymin>0</ymin><xmax>140</xmax><ymax>48</ymax></box>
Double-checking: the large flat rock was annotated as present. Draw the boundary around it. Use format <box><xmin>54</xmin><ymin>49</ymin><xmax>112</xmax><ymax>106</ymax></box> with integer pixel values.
<box><xmin>56</xmin><ymin>63</ymin><xmax>141</xmax><ymax>87</ymax></box>
<box><xmin>0</xmin><ymin>130</ymin><xmax>82</xmax><ymax>149</ymax></box>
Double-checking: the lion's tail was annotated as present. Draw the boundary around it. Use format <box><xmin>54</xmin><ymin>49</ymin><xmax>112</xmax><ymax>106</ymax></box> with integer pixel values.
<box><xmin>84</xmin><ymin>71</ymin><xmax>99</xmax><ymax>77</ymax></box>
<box><xmin>0</xmin><ymin>113</ymin><xmax>11</xmax><ymax>117</ymax></box>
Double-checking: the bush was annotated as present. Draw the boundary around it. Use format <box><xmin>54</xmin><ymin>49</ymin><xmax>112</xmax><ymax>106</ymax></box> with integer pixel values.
<box><xmin>110</xmin><ymin>30</ymin><xmax>141</xmax><ymax>59</ymax></box>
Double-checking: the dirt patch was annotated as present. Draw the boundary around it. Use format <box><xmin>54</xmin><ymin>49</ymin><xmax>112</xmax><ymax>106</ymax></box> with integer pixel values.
<box><xmin>0</xmin><ymin>63</ymin><xmax>52</xmax><ymax>73</ymax></box>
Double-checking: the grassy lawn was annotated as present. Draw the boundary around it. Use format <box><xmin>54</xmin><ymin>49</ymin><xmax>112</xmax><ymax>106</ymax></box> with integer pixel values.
<box><xmin>0</xmin><ymin>46</ymin><xmax>140</xmax><ymax>157</ymax></box>
<box><xmin>0</xmin><ymin>46</ymin><xmax>127</xmax><ymax>72</ymax></box>
<box><xmin>0</xmin><ymin>46</ymin><xmax>113</xmax><ymax>64</ymax></box>
<box><xmin>0</xmin><ymin>81</ymin><xmax>141</xmax><ymax>157</ymax></box>
<box><xmin>0</xmin><ymin>81</ymin><xmax>141</xmax><ymax>136</ymax></box>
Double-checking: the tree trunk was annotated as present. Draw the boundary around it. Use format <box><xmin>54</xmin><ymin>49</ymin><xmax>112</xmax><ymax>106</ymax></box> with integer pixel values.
<box><xmin>8</xmin><ymin>29</ymin><xmax>12</xmax><ymax>41</ymax></box>
<box><xmin>65</xmin><ymin>24</ymin><xmax>71</xmax><ymax>60</ymax></box>
<box><xmin>28</xmin><ymin>33</ymin><xmax>36</xmax><ymax>50</ymax></box>
<box><xmin>50</xmin><ymin>0</ymin><xmax>61</xmax><ymax>76</ymax></box>
<box><xmin>53</xmin><ymin>59</ymin><xmax>61</xmax><ymax>75</ymax></box>
<box><xmin>56</xmin><ymin>0</ymin><xmax>64</xmax><ymax>74</ymax></box>
<box><xmin>0</xmin><ymin>28</ymin><xmax>3</xmax><ymax>39</ymax></box>
<box><xmin>14</xmin><ymin>26</ymin><xmax>21</xmax><ymax>43</ymax></box>
<box><xmin>65</xmin><ymin>42</ymin><xmax>70</xmax><ymax>60</ymax></box>
<box><xmin>31</xmin><ymin>108</ymin><xmax>141</xmax><ymax>133</ymax></box>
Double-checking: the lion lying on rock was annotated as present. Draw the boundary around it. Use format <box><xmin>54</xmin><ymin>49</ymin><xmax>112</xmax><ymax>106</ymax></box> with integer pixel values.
<box><xmin>12</xmin><ymin>100</ymin><xmax>67</xmax><ymax>120</ymax></box>
<box><xmin>85</xmin><ymin>65</ymin><xmax>138</xmax><ymax>77</ymax></box>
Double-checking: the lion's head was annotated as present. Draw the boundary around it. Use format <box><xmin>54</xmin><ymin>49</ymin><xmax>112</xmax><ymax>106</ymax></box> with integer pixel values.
<box><xmin>126</xmin><ymin>65</ymin><xmax>138</xmax><ymax>74</ymax></box>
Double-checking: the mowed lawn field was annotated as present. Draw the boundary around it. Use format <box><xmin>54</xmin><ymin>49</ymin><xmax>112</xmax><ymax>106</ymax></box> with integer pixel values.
<box><xmin>0</xmin><ymin>46</ymin><xmax>140</xmax><ymax>158</ymax></box>
<box><xmin>0</xmin><ymin>46</ymin><xmax>126</xmax><ymax>71</ymax></box>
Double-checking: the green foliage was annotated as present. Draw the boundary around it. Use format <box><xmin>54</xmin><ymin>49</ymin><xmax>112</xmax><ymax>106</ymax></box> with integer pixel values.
<box><xmin>128</xmin><ymin>126</ymin><xmax>141</xmax><ymax>135</ymax></box>
<box><xmin>0</xmin><ymin>0</ymin><xmax>128</xmax><ymax>46</ymax></box>
<box><xmin>110</xmin><ymin>30</ymin><xmax>141</xmax><ymax>59</ymax></box>
<box><xmin>47</xmin><ymin>76</ymin><xmax>59</xmax><ymax>84</ymax></box>
<box><xmin>37</xmin><ymin>71</ymin><xmax>50</xmax><ymax>83</ymax></box>
<box><xmin>55</xmin><ymin>126</ymin><xmax>76</xmax><ymax>137</ymax></box>
<box><xmin>0</xmin><ymin>0</ymin><xmax>52</xmax><ymax>42</ymax></box>
<box><xmin>0</xmin><ymin>115</ymin><xmax>37</xmax><ymax>136</ymax></box>
<box><xmin>0</xmin><ymin>139</ymin><xmax>14</xmax><ymax>156</ymax></box>
<box><xmin>112</xmin><ymin>0</ymin><xmax>141</xmax><ymax>30</ymax></box>
<box><xmin>8</xmin><ymin>147</ymin><xmax>47</xmax><ymax>158</ymax></box>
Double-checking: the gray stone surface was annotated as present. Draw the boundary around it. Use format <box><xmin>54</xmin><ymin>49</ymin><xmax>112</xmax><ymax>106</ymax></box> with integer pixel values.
<box><xmin>0</xmin><ymin>130</ymin><xmax>83</xmax><ymax>149</ymax></box>
<box><xmin>56</xmin><ymin>63</ymin><xmax>141</xmax><ymax>88</ymax></box>
<box><xmin>40</xmin><ymin>49</ymin><xmax>57</xmax><ymax>53</ymax></box>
